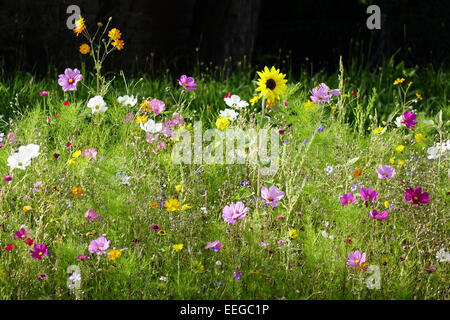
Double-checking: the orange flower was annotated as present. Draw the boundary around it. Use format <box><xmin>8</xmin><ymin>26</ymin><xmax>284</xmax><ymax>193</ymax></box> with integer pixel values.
<box><xmin>353</xmin><ymin>169</ymin><xmax>363</xmax><ymax>179</ymax></box>
<box><xmin>108</xmin><ymin>28</ymin><xmax>122</xmax><ymax>41</ymax></box>
<box><xmin>73</xmin><ymin>16</ymin><xmax>86</xmax><ymax>37</ymax></box>
<box><xmin>71</xmin><ymin>186</ymin><xmax>83</xmax><ymax>197</ymax></box>
<box><xmin>112</xmin><ymin>39</ymin><xmax>124</xmax><ymax>51</ymax></box>
<box><xmin>79</xmin><ymin>43</ymin><xmax>90</xmax><ymax>54</ymax></box>
<box><xmin>150</xmin><ymin>201</ymin><xmax>159</xmax><ymax>209</ymax></box>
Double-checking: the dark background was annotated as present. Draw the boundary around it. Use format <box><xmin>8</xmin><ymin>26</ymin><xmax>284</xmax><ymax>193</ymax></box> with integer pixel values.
<box><xmin>1</xmin><ymin>0</ymin><xmax>449</xmax><ymax>77</ymax></box>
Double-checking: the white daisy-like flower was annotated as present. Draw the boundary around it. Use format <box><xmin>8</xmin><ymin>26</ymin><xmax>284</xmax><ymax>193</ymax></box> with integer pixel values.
<box><xmin>18</xmin><ymin>143</ymin><xmax>40</xmax><ymax>159</ymax></box>
<box><xmin>159</xmin><ymin>276</ymin><xmax>167</xmax><ymax>281</ymax></box>
<box><xmin>427</xmin><ymin>140</ymin><xmax>450</xmax><ymax>160</ymax></box>
<box><xmin>116</xmin><ymin>172</ymin><xmax>131</xmax><ymax>185</ymax></box>
<box><xmin>224</xmin><ymin>95</ymin><xmax>249</xmax><ymax>110</ymax></box>
<box><xmin>394</xmin><ymin>115</ymin><xmax>405</xmax><ymax>128</ymax></box>
<box><xmin>436</xmin><ymin>248</ymin><xmax>450</xmax><ymax>262</ymax></box>
<box><xmin>87</xmin><ymin>95</ymin><xmax>107</xmax><ymax>114</ymax></box>
<box><xmin>219</xmin><ymin>108</ymin><xmax>239</xmax><ymax>121</ymax></box>
<box><xmin>7</xmin><ymin>150</ymin><xmax>32</xmax><ymax>170</ymax></box>
<box><xmin>140</xmin><ymin>119</ymin><xmax>162</xmax><ymax>133</ymax></box>
<box><xmin>117</xmin><ymin>95</ymin><xmax>137</xmax><ymax>107</ymax></box>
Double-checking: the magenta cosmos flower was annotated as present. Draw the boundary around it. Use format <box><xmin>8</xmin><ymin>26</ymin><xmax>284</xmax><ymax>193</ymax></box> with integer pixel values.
<box><xmin>30</xmin><ymin>244</ymin><xmax>48</xmax><ymax>260</ymax></box>
<box><xmin>367</xmin><ymin>209</ymin><xmax>388</xmax><ymax>220</ymax></box>
<box><xmin>405</xmin><ymin>186</ymin><xmax>429</xmax><ymax>205</ymax></box>
<box><xmin>222</xmin><ymin>201</ymin><xmax>248</xmax><ymax>224</ymax></box>
<box><xmin>88</xmin><ymin>236</ymin><xmax>110</xmax><ymax>254</ymax></box>
<box><xmin>346</xmin><ymin>250</ymin><xmax>366</xmax><ymax>267</ymax></box>
<box><xmin>205</xmin><ymin>240</ymin><xmax>223</xmax><ymax>251</ymax></box>
<box><xmin>81</xmin><ymin>148</ymin><xmax>98</xmax><ymax>160</ymax></box>
<box><xmin>261</xmin><ymin>186</ymin><xmax>285</xmax><ymax>207</ymax></box>
<box><xmin>401</xmin><ymin>111</ymin><xmax>418</xmax><ymax>130</ymax></box>
<box><xmin>376</xmin><ymin>165</ymin><xmax>396</xmax><ymax>179</ymax></box>
<box><xmin>340</xmin><ymin>192</ymin><xmax>356</xmax><ymax>206</ymax></box>
<box><xmin>310</xmin><ymin>83</ymin><xmax>340</xmax><ymax>103</ymax></box>
<box><xmin>84</xmin><ymin>209</ymin><xmax>100</xmax><ymax>222</ymax></box>
<box><xmin>14</xmin><ymin>228</ymin><xmax>30</xmax><ymax>239</ymax></box>
<box><xmin>39</xmin><ymin>91</ymin><xmax>49</xmax><ymax>96</ymax></box>
<box><xmin>178</xmin><ymin>75</ymin><xmax>197</xmax><ymax>91</ymax></box>
<box><xmin>58</xmin><ymin>68</ymin><xmax>83</xmax><ymax>91</ymax></box>
<box><xmin>360</xmin><ymin>188</ymin><xmax>378</xmax><ymax>202</ymax></box>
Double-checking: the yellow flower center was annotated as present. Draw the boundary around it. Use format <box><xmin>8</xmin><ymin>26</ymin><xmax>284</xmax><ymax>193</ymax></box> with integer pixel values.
<box><xmin>268</xmin><ymin>196</ymin><xmax>273</xmax><ymax>201</ymax></box>
<box><xmin>69</xmin><ymin>78</ymin><xmax>74</xmax><ymax>84</ymax></box>
<box><xmin>98</xmin><ymin>246</ymin><xmax>102</xmax><ymax>250</ymax></box>
<box><xmin>39</xmin><ymin>252</ymin><xmax>43</xmax><ymax>255</ymax></box>
<box><xmin>18</xmin><ymin>162</ymin><xmax>23</xmax><ymax>166</ymax></box>
<box><xmin>95</xmin><ymin>105</ymin><xmax>100</xmax><ymax>109</ymax></box>
<box><xmin>355</xmin><ymin>259</ymin><xmax>360</xmax><ymax>264</ymax></box>
<box><xmin>413</xmin><ymin>196</ymin><xmax>418</xmax><ymax>201</ymax></box>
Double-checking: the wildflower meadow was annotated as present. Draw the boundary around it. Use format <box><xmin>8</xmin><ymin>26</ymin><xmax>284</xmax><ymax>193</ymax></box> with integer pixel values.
<box><xmin>0</xmin><ymin>15</ymin><xmax>449</xmax><ymax>301</ymax></box>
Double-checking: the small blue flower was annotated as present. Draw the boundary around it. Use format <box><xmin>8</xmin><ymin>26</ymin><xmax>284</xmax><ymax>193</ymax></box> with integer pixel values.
<box><xmin>317</xmin><ymin>125</ymin><xmax>323</xmax><ymax>132</ymax></box>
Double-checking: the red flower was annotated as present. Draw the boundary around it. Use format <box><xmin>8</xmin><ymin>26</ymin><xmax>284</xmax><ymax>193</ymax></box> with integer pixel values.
<box><xmin>224</xmin><ymin>93</ymin><xmax>231</xmax><ymax>98</ymax></box>
<box><xmin>5</xmin><ymin>243</ymin><xmax>14</xmax><ymax>251</ymax></box>
<box><xmin>64</xmin><ymin>100</ymin><xmax>70</xmax><ymax>106</ymax></box>
<box><xmin>351</xmin><ymin>91</ymin><xmax>356</xmax><ymax>95</ymax></box>
<box><xmin>66</xmin><ymin>142</ymin><xmax>71</xmax><ymax>147</ymax></box>
<box><xmin>53</xmin><ymin>113</ymin><xmax>59</xmax><ymax>118</ymax></box>
<box><xmin>25</xmin><ymin>238</ymin><xmax>34</xmax><ymax>246</ymax></box>
<box><xmin>53</xmin><ymin>153</ymin><xmax>60</xmax><ymax>159</ymax></box>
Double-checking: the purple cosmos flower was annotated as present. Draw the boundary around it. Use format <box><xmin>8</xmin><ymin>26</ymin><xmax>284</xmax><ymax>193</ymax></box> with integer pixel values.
<box><xmin>151</xmin><ymin>224</ymin><xmax>162</xmax><ymax>231</ymax></box>
<box><xmin>58</xmin><ymin>68</ymin><xmax>83</xmax><ymax>91</ymax></box>
<box><xmin>340</xmin><ymin>192</ymin><xmax>356</xmax><ymax>206</ymax></box>
<box><xmin>310</xmin><ymin>83</ymin><xmax>340</xmax><ymax>103</ymax></box>
<box><xmin>376</xmin><ymin>165</ymin><xmax>396</xmax><ymax>179</ymax></box>
<box><xmin>84</xmin><ymin>209</ymin><xmax>100</xmax><ymax>222</ymax></box>
<box><xmin>222</xmin><ymin>201</ymin><xmax>248</xmax><ymax>224</ymax></box>
<box><xmin>146</xmin><ymin>99</ymin><xmax>166</xmax><ymax>116</ymax></box>
<box><xmin>233</xmin><ymin>268</ymin><xmax>243</xmax><ymax>280</ymax></box>
<box><xmin>81</xmin><ymin>148</ymin><xmax>98</xmax><ymax>160</ymax></box>
<box><xmin>14</xmin><ymin>228</ymin><xmax>30</xmax><ymax>239</ymax></box>
<box><xmin>367</xmin><ymin>209</ymin><xmax>388</xmax><ymax>220</ymax></box>
<box><xmin>77</xmin><ymin>254</ymin><xmax>87</xmax><ymax>261</ymax></box>
<box><xmin>3</xmin><ymin>175</ymin><xmax>12</xmax><ymax>182</ymax></box>
<box><xmin>30</xmin><ymin>244</ymin><xmax>48</xmax><ymax>260</ymax></box>
<box><xmin>261</xmin><ymin>186</ymin><xmax>285</xmax><ymax>207</ymax></box>
<box><xmin>38</xmin><ymin>273</ymin><xmax>48</xmax><ymax>280</ymax></box>
<box><xmin>277</xmin><ymin>240</ymin><xmax>285</xmax><ymax>245</ymax></box>
<box><xmin>88</xmin><ymin>236</ymin><xmax>110</xmax><ymax>254</ymax></box>
<box><xmin>145</xmin><ymin>133</ymin><xmax>159</xmax><ymax>144</ymax></box>
<box><xmin>346</xmin><ymin>250</ymin><xmax>366</xmax><ymax>267</ymax></box>
<box><xmin>6</xmin><ymin>132</ymin><xmax>18</xmax><ymax>145</ymax></box>
<box><xmin>205</xmin><ymin>240</ymin><xmax>223</xmax><ymax>251</ymax></box>
<box><xmin>360</xmin><ymin>188</ymin><xmax>378</xmax><ymax>202</ymax></box>
<box><xmin>401</xmin><ymin>111</ymin><xmax>418</xmax><ymax>130</ymax></box>
<box><xmin>39</xmin><ymin>91</ymin><xmax>49</xmax><ymax>96</ymax></box>
<box><xmin>405</xmin><ymin>186</ymin><xmax>429</xmax><ymax>205</ymax></box>
<box><xmin>178</xmin><ymin>75</ymin><xmax>197</xmax><ymax>91</ymax></box>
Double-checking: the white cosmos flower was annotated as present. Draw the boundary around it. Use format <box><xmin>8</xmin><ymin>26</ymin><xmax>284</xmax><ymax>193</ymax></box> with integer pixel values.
<box><xmin>140</xmin><ymin>119</ymin><xmax>162</xmax><ymax>133</ymax></box>
<box><xmin>18</xmin><ymin>143</ymin><xmax>40</xmax><ymax>159</ymax></box>
<box><xmin>7</xmin><ymin>151</ymin><xmax>32</xmax><ymax>170</ymax></box>
<box><xmin>117</xmin><ymin>95</ymin><xmax>137</xmax><ymax>107</ymax></box>
<box><xmin>427</xmin><ymin>140</ymin><xmax>450</xmax><ymax>160</ymax></box>
<box><xmin>219</xmin><ymin>108</ymin><xmax>239</xmax><ymax>121</ymax></box>
<box><xmin>87</xmin><ymin>96</ymin><xmax>107</xmax><ymax>114</ymax></box>
<box><xmin>394</xmin><ymin>115</ymin><xmax>405</xmax><ymax>128</ymax></box>
<box><xmin>436</xmin><ymin>248</ymin><xmax>450</xmax><ymax>262</ymax></box>
<box><xmin>224</xmin><ymin>95</ymin><xmax>249</xmax><ymax>110</ymax></box>
<box><xmin>116</xmin><ymin>172</ymin><xmax>131</xmax><ymax>185</ymax></box>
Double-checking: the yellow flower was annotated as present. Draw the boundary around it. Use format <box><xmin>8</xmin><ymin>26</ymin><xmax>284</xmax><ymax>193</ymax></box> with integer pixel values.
<box><xmin>23</xmin><ymin>205</ymin><xmax>32</xmax><ymax>212</ymax></box>
<box><xmin>165</xmin><ymin>199</ymin><xmax>180</xmax><ymax>212</ymax></box>
<box><xmin>136</xmin><ymin>115</ymin><xmax>148</xmax><ymax>124</ymax></box>
<box><xmin>172</xmin><ymin>244</ymin><xmax>183</xmax><ymax>252</ymax></box>
<box><xmin>175</xmin><ymin>185</ymin><xmax>182</xmax><ymax>192</ymax></box>
<box><xmin>250</xmin><ymin>96</ymin><xmax>260</xmax><ymax>106</ymax></box>
<box><xmin>97</xmin><ymin>22</ymin><xmax>103</xmax><ymax>27</ymax></box>
<box><xmin>182</xmin><ymin>204</ymin><xmax>191</xmax><ymax>210</ymax></box>
<box><xmin>289</xmin><ymin>229</ymin><xmax>298</xmax><ymax>239</ymax></box>
<box><xmin>384</xmin><ymin>201</ymin><xmax>390</xmax><ymax>209</ymax></box>
<box><xmin>108</xmin><ymin>249</ymin><xmax>122</xmax><ymax>260</ymax></box>
<box><xmin>157</xmin><ymin>230</ymin><xmax>167</xmax><ymax>236</ymax></box>
<box><xmin>112</xmin><ymin>39</ymin><xmax>125</xmax><ymax>51</ymax></box>
<box><xmin>79</xmin><ymin>43</ymin><xmax>90</xmax><ymax>55</ymax></box>
<box><xmin>389</xmin><ymin>157</ymin><xmax>396</xmax><ymax>165</ymax></box>
<box><xmin>415</xmin><ymin>133</ymin><xmax>425</xmax><ymax>144</ymax></box>
<box><xmin>425</xmin><ymin>221</ymin><xmax>432</xmax><ymax>227</ymax></box>
<box><xmin>71</xmin><ymin>186</ymin><xmax>83</xmax><ymax>197</ymax></box>
<box><xmin>415</xmin><ymin>92</ymin><xmax>423</xmax><ymax>100</ymax></box>
<box><xmin>256</xmin><ymin>66</ymin><xmax>288</xmax><ymax>101</ymax></box>
<box><xmin>331</xmin><ymin>105</ymin><xmax>336</xmax><ymax>111</ymax></box>
<box><xmin>250</xmin><ymin>269</ymin><xmax>260</xmax><ymax>274</ymax></box>
<box><xmin>140</xmin><ymin>100</ymin><xmax>152</xmax><ymax>112</ymax></box>
<box><xmin>192</xmin><ymin>260</ymin><xmax>205</xmax><ymax>273</ymax></box>
<box><xmin>150</xmin><ymin>200</ymin><xmax>159</xmax><ymax>209</ymax></box>
<box><xmin>67</xmin><ymin>158</ymin><xmax>77</xmax><ymax>165</ymax></box>
<box><xmin>73</xmin><ymin>16</ymin><xmax>86</xmax><ymax>36</ymax></box>
<box><xmin>395</xmin><ymin>145</ymin><xmax>405</xmax><ymax>153</ymax></box>
<box><xmin>373</xmin><ymin>127</ymin><xmax>385</xmax><ymax>134</ymax></box>
<box><xmin>398</xmin><ymin>160</ymin><xmax>405</xmax><ymax>166</ymax></box>
<box><xmin>216</xmin><ymin>117</ymin><xmax>230</xmax><ymax>131</ymax></box>
<box><xmin>393</xmin><ymin>78</ymin><xmax>405</xmax><ymax>85</ymax></box>
<box><xmin>72</xmin><ymin>150</ymin><xmax>82</xmax><ymax>158</ymax></box>
<box><xmin>303</xmin><ymin>100</ymin><xmax>316</xmax><ymax>112</ymax></box>
<box><xmin>108</xmin><ymin>28</ymin><xmax>122</xmax><ymax>41</ymax></box>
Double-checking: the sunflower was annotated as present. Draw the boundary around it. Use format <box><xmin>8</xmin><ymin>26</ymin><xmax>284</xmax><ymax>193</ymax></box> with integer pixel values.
<box><xmin>255</xmin><ymin>66</ymin><xmax>287</xmax><ymax>102</ymax></box>
<box><xmin>73</xmin><ymin>16</ymin><xmax>86</xmax><ymax>37</ymax></box>
<box><xmin>108</xmin><ymin>28</ymin><xmax>122</xmax><ymax>41</ymax></box>
<box><xmin>79</xmin><ymin>43</ymin><xmax>90</xmax><ymax>54</ymax></box>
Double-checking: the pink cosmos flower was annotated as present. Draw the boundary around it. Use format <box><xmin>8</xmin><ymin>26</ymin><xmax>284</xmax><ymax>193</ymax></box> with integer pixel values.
<box><xmin>178</xmin><ymin>75</ymin><xmax>197</xmax><ymax>91</ymax></box>
<box><xmin>77</xmin><ymin>255</ymin><xmax>87</xmax><ymax>261</ymax></box>
<box><xmin>405</xmin><ymin>186</ymin><xmax>429</xmax><ymax>205</ymax></box>
<box><xmin>367</xmin><ymin>209</ymin><xmax>388</xmax><ymax>220</ymax></box>
<box><xmin>401</xmin><ymin>111</ymin><xmax>418</xmax><ymax>130</ymax></box>
<box><xmin>261</xmin><ymin>186</ymin><xmax>285</xmax><ymax>207</ymax></box>
<box><xmin>88</xmin><ymin>236</ymin><xmax>110</xmax><ymax>254</ymax></box>
<box><xmin>205</xmin><ymin>240</ymin><xmax>223</xmax><ymax>251</ymax></box>
<box><xmin>3</xmin><ymin>175</ymin><xmax>12</xmax><ymax>181</ymax></box>
<box><xmin>14</xmin><ymin>228</ymin><xmax>30</xmax><ymax>239</ymax></box>
<box><xmin>310</xmin><ymin>83</ymin><xmax>340</xmax><ymax>103</ymax></box>
<box><xmin>360</xmin><ymin>188</ymin><xmax>378</xmax><ymax>202</ymax></box>
<box><xmin>39</xmin><ymin>91</ymin><xmax>49</xmax><ymax>96</ymax></box>
<box><xmin>222</xmin><ymin>201</ymin><xmax>248</xmax><ymax>224</ymax></box>
<box><xmin>84</xmin><ymin>209</ymin><xmax>100</xmax><ymax>222</ymax></box>
<box><xmin>81</xmin><ymin>148</ymin><xmax>98</xmax><ymax>160</ymax></box>
<box><xmin>346</xmin><ymin>250</ymin><xmax>366</xmax><ymax>267</ymax></box>
<box><xmin>376</xmin><ymin>165</ymin><xmax>396</xmax><ymax>179</ymax></box>
<box><xmin>58</xmin><ymin>68</ymin><xmax>83</xmax><ymax>91</ymax></box>
<box><xmin>146</xmin><ymin>99</ymin><xmax>166</xmax><ymax>116</ymax></box>
<box><xmin>30</xmin><ymin>244</ymin><xmax>48</xmax><ymax>260</ymax></box>
<box><xmin>145</xmin><ymin>133</ymin><xmax>159</xmax><ymax>144</ymax></box>
<box><xmin>123</xmin><ymin>112</ymin><xmax>135</xmax><ymax>123</ymax></box>
<box><xmin>340</xmin><ymin>192</ymin><xmax>356</xmax><ymax>206</ymax></box>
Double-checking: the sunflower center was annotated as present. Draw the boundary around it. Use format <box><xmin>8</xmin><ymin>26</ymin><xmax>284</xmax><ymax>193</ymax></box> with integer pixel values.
<box><xmin>266</xmin><ymin>79</ymin><xmax>276</xmax><ymax>90</ymax></box>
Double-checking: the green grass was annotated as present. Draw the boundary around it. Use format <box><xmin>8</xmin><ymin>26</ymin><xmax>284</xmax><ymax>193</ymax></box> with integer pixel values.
<box><xmin>0</xmin><ymin>59</ymin><xmax>448</xmax><ymax>300</ymax></box>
